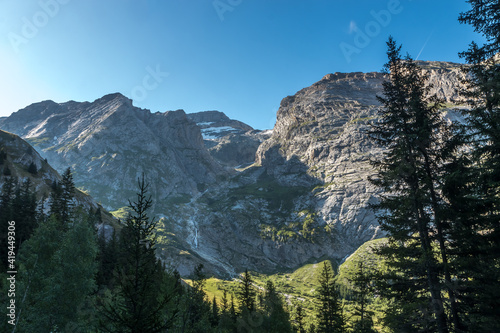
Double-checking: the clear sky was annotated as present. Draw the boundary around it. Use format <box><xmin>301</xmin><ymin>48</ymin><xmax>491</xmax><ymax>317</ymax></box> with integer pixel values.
<box><xmin>0</xmin><ymin>0</ymin><xmax>484</xmax><ymax>130</ymax></box>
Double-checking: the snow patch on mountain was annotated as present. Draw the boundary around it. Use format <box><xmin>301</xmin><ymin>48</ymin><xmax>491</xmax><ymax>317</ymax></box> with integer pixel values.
<box><xmin>201</xmin><ymin>126</ymin><xmax>240</xmax><ymax>140</ymax></box>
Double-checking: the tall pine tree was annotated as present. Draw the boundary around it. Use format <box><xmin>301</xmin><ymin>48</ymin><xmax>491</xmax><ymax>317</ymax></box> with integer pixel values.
<box><xmin>316</xmin><ymin>262</ymin><xmax>344</xmax><ymax>333</ymax></box>
<box><xmin>261</xmin><ymin>280</ymin><xmax>292</xmax><ymax>333</ymax></box>
<box><xmin>453</xmin><ymin>1</ymin><xmax>500</xmax><ymax>330</ymax></box>
<box><xmin>100</xmin><ymin>175</ymin><xmax>176</xmax><ymax>333</ymax></box>
<box><xmin>369</xmin><ymin>37</ymin><xmax>459</xmax><ymax>332</ymax></box>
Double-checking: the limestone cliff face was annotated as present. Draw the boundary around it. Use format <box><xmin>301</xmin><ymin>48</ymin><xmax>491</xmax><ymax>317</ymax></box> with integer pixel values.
<box><xmin>253</xmin><ymin>72</ymin><xmax>387</xmax><ymax>262</ymax></box>
<box><xmin>171</xmin><ymin>72</ymin><xmax>390</xmax><ymax>276</ymax></box>
<box><xmin>0</xmin><ymin>93</ymin><xmax>227</xmax><ymax>214</ymax></box>
<box><xmin>416</xmin><ymin>61</ymin><xmax>468</xmax><ymax>103</ymax></box>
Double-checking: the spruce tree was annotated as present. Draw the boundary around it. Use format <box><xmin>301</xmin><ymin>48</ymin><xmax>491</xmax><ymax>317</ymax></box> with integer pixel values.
<box><xmin>15</xmin><ymin>212</ymin><xmax>98</xmax><ymax>332</ymax></box>
<box><xmin>0</xmin><ymin>148</ymin><xmax>6</xmax><ymax>164</ymax></box>
<box><xmin>453</xmin><ymin>1</ymin><xmax>500</xmax><ymax>330</ymax></box>
<box><xmin>350</xmin><ymin>261</ymin><xmax>376</xmax><ymax>333</ymax></box>
<box><xmin>96</xmin><ymin>227</ymin><xmax>119</xmax><ymax>288</ymax></box>
<box><xmin>0</xmin><ymin>177</ymin><xmax>16</xmax><ymax>270</ymax></box>
<box><xmin>60</xmin><ymin>167</ymin><xmax>75</xmax><ymax>224</ymax></box>
<box><xmin>369</xmin><ymin>37</ymin><xmax>459</xmax><ymax>333</ymax></box>
<box><xmin>236</xmin><ymin>269</ymin><xmax>261</xmax><ymax>332</ymax></box>
<box><xmin>15</xmin><ymin>178</ymin><xmax>38</xmax><ymax>246</ymax></box>
<box><xmin>218</xmin><ymin>290</ymin><xmax>237</xmax><ymax>332</ymax></box>
<box><xmin>209</xmin><ymin>296</ymin><xmax>219</xmax><ymax>328</ymax></box>
<box><xmin>100</xmin><ymin>175</ymin><xmax>176</xmax><ymax>332</ymax></box>
<box><xmin>294</xmin><ymin>304</ymin><xmax>306</xmax><ymax>333</ymax></box>
<box><xmin>261</xmin><ymin>280</ymin><xmax>293</xmax><ymax>333</ymax></box>
<box><xmin>27</xmin><ymin>161</ymin><xmax>37</xmax><ymax>175</ymax></box>
<box><xmin>316</xmin><ymin>262</ymin><xmax>344</xmax><ymax>333</ymax></box>
<box><xmin>3</xmin><ymin>165</ymin><xmax>11</xmax><ymax>176</ymax></box>
<box><xmin>0</xmin><ymin>178</ymin><xmax>38</xmax><ymax>271</ymax></box>
<box><xmin>178</xmin><ymin>263</ymin><xmax>211</xmax><ymax>333</ymax></box>
<box><xmin>237</xmin><ymin>269</ymin><xmax>257</xmax><ymax>314</ymax></box>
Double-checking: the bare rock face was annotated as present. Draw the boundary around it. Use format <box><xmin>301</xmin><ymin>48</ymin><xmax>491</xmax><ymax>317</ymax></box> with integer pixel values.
<box><xmin>415</xmin><ymin>61</ymin><xmax>468</xmax><ymax>103</ymax></box>
<box><xmin>187</xmin><ymin>111</ymin><xmax>271</xmax><ymax>168</ymax></box>
<box><xmin>0</xmin><ymin>93</ymin><xmax>227</xmax><ymax>214</ymax></box>
<box><xmin>0</xmin><ymin>129</ymin><xmax>61</xmax><ymax>197</ymax></box>
<box><xmin>257</xmin><ymin>71</ymin><xmax>388</xmax><ymax>241</ymax></box>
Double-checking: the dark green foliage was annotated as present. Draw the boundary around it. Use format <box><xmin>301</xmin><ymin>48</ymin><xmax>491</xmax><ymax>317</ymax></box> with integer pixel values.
<box><xmin>261</xmin><ymin>280</ymin><xmax>293</xmax><ymax>333</ymax></box>
<box><xmin>3</xmin><ymin>165</ymin><xmax>11</xmax><ymax>176</ymax></box>
<box><xmin>349</xmin><ymin>261</ymin><xmax>376</xmax><ymax>333</ymax></box>
<box><xmin>316</xmin><ymin>262</ymin><xmax>344</xmax><ymax>333</ymax></box>
<box><xmin>48</xmin><ymin>167</ymin><xmax>75</xmax><ymax>227</ymax></box>
<box><xmin>237</xmin><ymin>269</ymin><xmax>257</xmax><ymax>314</ymax></box>
<box><xmin>294</xmin><ymin>304</ymin><xmax>306</xmax><ymax>333</ymax></box>
<box><xmin>27</xmin><ymin>161</ymin><xmax>37</xmax><ymax>175</ymax></box>
<box><xmin>218</xmin><ymin>290</ymin><xmax>237</xmax><ymax>332</ymax></box>
<box><xmin>370</xmin><ymin>37</ymin><xmax>455</xmax><ymax>333</ymax></box>
<box><xmin>209</xmin><ymin>296</ymin><xmax>219</xmax><ymax>327</ymax></box>
<box><xmin>450</xmin><ymin>1</ymin><xmax>500</xmax><ymax>330</ymax></box>
<box><xmin>0</xmin><ymin>148</ymin><xmax>6</xmax><ymax>164</ymax></box>
<box><xmin>0</xmin><ymin>178</ymin><xmax>38</xmax><ymax>271</ymax></box>
<box><xmin>60</xmin><ymin>167</ymin><xmax>75</xmax><ymax>223</ymax></box>
<box><xmin>1</xmin><ymin>173</ymin><xmax>98</xmax><ymax>332</ymax></box>
<box><xmin>15</xmin><ymin>211</ymin><xmax>98</xmax><ymax>331</ymax></box>
<box><xmin>99</xmin><ymin>175</ymin><xmax>177</xmax><ymax>332</ymax></box>
<box><xmin>176</xmin><ymin>264</ymin><xmax>212</xmax><ymax>332</ymax></box>
<box><xmin>96</xmin><ymin>227</ymin><xmax>119</xmax><ymax>288</ymax></box>
<box><xmin>459</xmin><ymin>0</ymin><xmax>500</xmax><ymax>58</ymax></box>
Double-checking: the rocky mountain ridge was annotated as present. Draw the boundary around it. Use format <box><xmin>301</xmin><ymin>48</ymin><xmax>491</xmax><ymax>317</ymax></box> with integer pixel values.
<box><xmin>0</xmin><ymin>94</ymin><xmax>227</xmax><ymax>214</ymax></box>
<box><xmin>0</xmin><ymin>61</ymin><xmax>466</xmax><ymax>277</ymax></box>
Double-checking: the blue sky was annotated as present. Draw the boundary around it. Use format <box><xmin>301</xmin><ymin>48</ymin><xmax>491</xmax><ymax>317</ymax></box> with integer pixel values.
<box><xmin>0</xmin><ymin>0</ymin><xmax>484</xmax><ymax>130</ymax></box>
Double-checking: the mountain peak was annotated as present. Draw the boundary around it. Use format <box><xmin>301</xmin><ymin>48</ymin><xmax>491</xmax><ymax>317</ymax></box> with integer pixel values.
<box><xmin>93</xmin><ymin>92</ymin><xmax>132</xmax><ymax>106</ymax></box>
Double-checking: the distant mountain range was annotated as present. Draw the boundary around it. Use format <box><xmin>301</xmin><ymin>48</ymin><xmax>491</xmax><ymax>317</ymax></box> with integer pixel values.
<box><xmin>0</xmin><ymin>61</ymin><xmax>466</xmax><ymax>277</ymax></box>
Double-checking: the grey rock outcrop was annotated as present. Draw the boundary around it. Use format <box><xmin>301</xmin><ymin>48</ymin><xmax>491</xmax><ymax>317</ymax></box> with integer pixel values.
<box><xmin>187</xmin><ymin>111</ymin><xmax>271</xmax><ymax>168</ymax></box>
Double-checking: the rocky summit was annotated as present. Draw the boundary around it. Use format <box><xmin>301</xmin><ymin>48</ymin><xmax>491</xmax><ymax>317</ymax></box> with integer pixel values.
<box><xmin>0</xmin><ymin>61</ymin><xmax>465</xmax><ymax>277</ymax></box>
